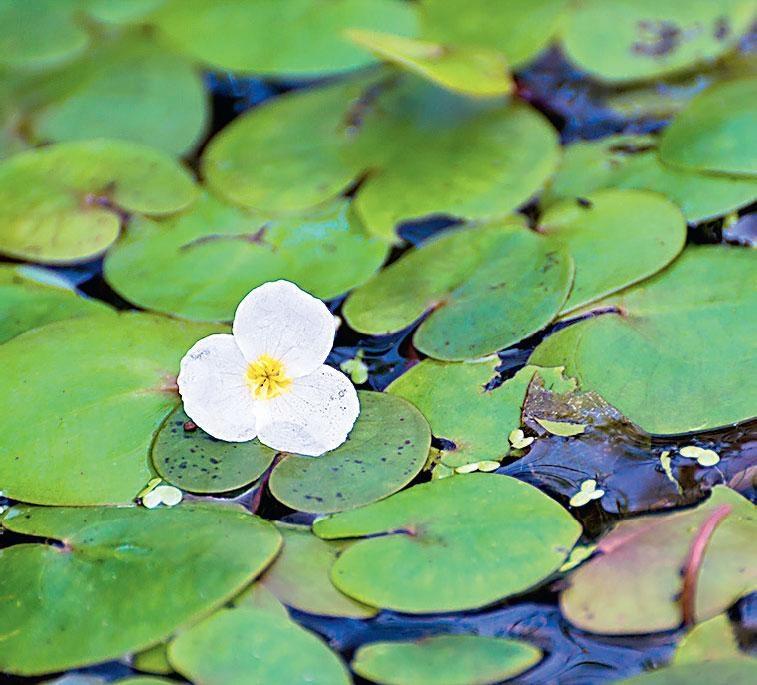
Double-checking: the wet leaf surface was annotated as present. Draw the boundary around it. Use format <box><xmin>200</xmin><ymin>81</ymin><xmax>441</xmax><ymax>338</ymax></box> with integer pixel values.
<box><xmin>314</xmin><ymin>474</ymin><xmax>581</xmax><ymax>613</ymax></box>
<box><xmin>0</xmin><ymin>504</ymin><xmax>281</xmax><ymax>675</ymax></box>
<box><xmin>269</xmin><ymin>391</ymin><xmax>430</xmax><ymax>513</ymax></box>
<box><xmin>351</xmin><ymin>634</ymin><xmax>542</xmax><ymax>685</ymax></box>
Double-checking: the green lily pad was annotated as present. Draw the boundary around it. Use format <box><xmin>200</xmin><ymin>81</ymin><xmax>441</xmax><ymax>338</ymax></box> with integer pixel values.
<box><xmin>27</xmin><ymin>36</ymin><xmax>208</xmax><ymax>156</ymax></box>
<box><xmin>84</xmin><ymin>0</ymin><xmax>166</xmax><ymax>24</ymax></box>
<box><xmin>0</xmin><ymin>0</ymin><xmax>88</xmax><ymax>69</ymax></box>
<box><xmin>314</xmin><ymin>474</ymin><xmax>581</xmax><ymax>613</ymax></box>
<box><xmin>542</xmin><ymin>135</ymin><xmax>757</xmax><ymax>223</ymax></box>
<box><xmin>419</xmin><ymin>0</ymin><xmax>569</xmax><ymax>68</ymax></box>
<box><xmin>260</xmin><ymin>524</ymin><xmax>378</xmax><ymax>618</ymax></box>
<box><xmin>104</xmin><ymin>193</ymin><xmax>388</xmax><ymax>321</ymax></box>
<box><xmin>560</xmin><ymin>486</ymin><xmax>757</xmax><ymax>634</ymax></box>
<box><xmin>132</xmin><ymin>642</ymin><xmax>173</xmax><ymax>676</ymax></box>
<box><xmin>562</xmin><ymin>0</ymin><xmax>755</xmax><ymax>83</ymax></box>
<box><xmin>151</xmin><ymin>405</ymin><xmax>276</xmax><ymax>493</ymax></box>
<box><xmin>0</xmin><ymin>504</ymin><xmax>281</xmax><ymax>675</ymax></box>
<box><xmin>346</xmin><ymin>29</ymin><xmax>512</xmax><ymax>97</ymax></box>
<box><xmin>388</xmin><ymin>361</ymin><xmax>569</xmax><ymax>467</ymax></box>
<box><xmin>351</xmin><ymin>635</ymin><xmax>542</xmax><ymax>685</ymax></box>
<box><xmin>0</xmin><ymin>265</ymin><xmax>112</xmax><ymax>343</ymax></box>
<box><xmin>531</xmin><ymin>246</ymin><xmax>756</xmax><ymax>434</ymax></box>
<box><xmin>168</xmin><ymin>606</ymin><xmax>351</xmax><ymax>685</ymax></box>
<box><xmin>539</xmin><ymin>189</ymin><xmax>686</xmax><ymax>313</ymax></box>
<box><xmin>0</xmin><ymin>139</ymin><xmax>197</xmax><ymax>263</ymax></box>
<box><xmin>269</xmin><ymin>391</ymin><xmax>430</xmax><ymax>513</ymax></box>
<box><xmin>344</xmin><ymin>221</ymin><xmax>573</xmax><ymax>360</ymax></box>
<box><xmin>0</xmin><ymin>312</ymin><xmax>220</xmax><ymax>505</ymax></box>
<box><xmin>151</xmin><ymin>0</ymin><xmax>418</xmax><ymax>77</ymax></box>
<box><xmin>618</xmin><ymin>660</ymin><xmax>757</xmax><ymax>685</ymax></box>
<box><xmin>203</xmin><ymin>74</ymin><xmax>559</xmax><ymax>241</ymax></box>
<box><xmin>672</xmin><ymin>614</ymin><xmax>745</xmax><ymax>665</ymax></box>
<box><xmin>660</xmin><ymin>79</ymin><xmax>757</xmax><ymax>176</ymax></box>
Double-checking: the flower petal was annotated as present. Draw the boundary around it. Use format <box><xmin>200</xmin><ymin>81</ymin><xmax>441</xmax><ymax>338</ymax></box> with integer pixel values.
<box><xmin>232</xmin><ymin>280</ymin><xmax>335</xmax><ymax>377</ymax></box>
<box><xmin>254</xmin><ymin>365</ymin><xmax>359</xmax><ymax>457</ymax></box>
<box><xmin>177</xmin><ymin>333</ymin><xmax>258</xmax><ymax>442</ymax></box>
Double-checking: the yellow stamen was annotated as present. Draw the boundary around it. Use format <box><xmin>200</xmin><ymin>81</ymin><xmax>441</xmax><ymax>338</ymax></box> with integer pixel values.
<box><xmin>245</xmin><ymin>354</ymin><xmax>292</xmax><ymax>400</ymax></box>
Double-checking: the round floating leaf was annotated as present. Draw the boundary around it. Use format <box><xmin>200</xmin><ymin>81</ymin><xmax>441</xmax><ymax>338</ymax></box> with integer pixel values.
<box><xmin>84</xmin><ymin>0</ymin><xmax>166</xmax><ymax>24</ymax></box>
<box><xmin>260</xmin><ymin>524</ymin><xmax>378</xmax><ymax>618</ymax></box>
<box><xmin>419</xmin><ymin>0</ymin><xmax>569</xmax><ymax>67</ymax></box>
<box><xmin>0</xmin><ymin>313</ymin><xmax>220</xmax><ymax>505</ymax></box>
<box><xmin>269</xmin><ymin>391</ymin><xmax>430</xmax><ymax>513</ymax></box>
<box><xmin>352</xmin><ymin>635</ymin><xmax>542</xmax><ymax>685</ymax></box>
<box><xmin>388</xmin><ymin>361</ymin><xmax>561</xmax><ymax>468</ymax></box>
<box><xmin>672</xmin><ymin>614</ymin><xmax>744</xmax><ymax>665</ymax></box>
<box><xmin>0</xmin><ymin>139</ymin><xmax>197</xmax><ymax>263</ymax></box>
<box><xmin>28</xmin><ymin>37</ymin><xmax>208</xmax><ymax>156</ymax></box>
<box><xmin>151</xmin><ymin>405</ymin><xmax>276</xmax><ymax>493</ymax></box>
<box><xmin>530</xmin><ymin>246</ymin><xmax>756</xmax><ymax>434</ymax></box>
<box><xmin>0</xmin><ymin>504</ymin><xmax>281</xmax><ymax>675</ymax></box>
<box><xmin>539</xmin><ymin>189</ymin><xmax>686</xmax><ymax>313</ymax></box>
<box><xmin>560</xmin><ymin>486</ymin><xmax>757</xmax><ymax>634</ymax></box>
<box><xmin>0</xmin><ymin>265</ymin><xmax>112</xmax><ymax>343</ymax></box>
<box><xmin>344</xmin><ymin>221</ymin><xmax>573</xmax><ymax>360</ymax></box>
<box><xmin>0</xmin><ymin>0</ymin><xmax>88</xmax><ymax>69</ymax></box>
<box><xmin>314</xmin><ymin>474</ymin><xmax>581</xmax><ymax>613</ymax></box>
<box><xmin>203</xmin><ymin>74</ymin><xmax>559</xmax><ymax>241</ymax></box>
<box><xmin>542</xmin><ymin>135</ymin><xmax>757</xmax><ymax>223</ymax></box>
<box><xmin>346</xmin><ymin>29</ymin><xmax>512</xmax><ymax>97</ymax></box>
<box><xmin>105</xmin><ymin>193</ymin><xmax>388</xmax><ymax>321</ymax></box>
<box><xmin>618</xmin><ymin>660</ymin><xmax>757</xmax><ymax>685</ymax></box>
<box><xmin>660</xmin><ymin>79</ymin><xmax>757</xmax><ymax>176</ymax></box>
<box><xmin>168</xmin><ymin>606</ymin><xmax>351</xmax><ymax>685</ymax></box>
<box><xmin>562</xmin><ymin>0</ymin><xmax>755</xmax><ymax>83</ymax></box>
<box><xmin>151</xmin><ymin>0</ymin><xmax>418</xmax><ymax>77</ymax></box>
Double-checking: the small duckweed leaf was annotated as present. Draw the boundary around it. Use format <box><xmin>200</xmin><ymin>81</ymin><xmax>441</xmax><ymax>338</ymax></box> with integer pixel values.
<box><xmin>260</xmin><ymin>524</ymin><xmax>377</xmax><ymax>618</ymax></box>
<box><xmin>352</xmin><ymin>634</ymin><xmax>542</xmax><ymax>685</ymax></box>
<box><xmin>0</xmin><ymin>504</ymin><xmax>281</xmax><ymax>675</ymax></box>
<box><xmin>314</xmin><ymin>474</ymin><xmax>581</xmax><ymax>613</ymax></box>
<box><xmin>269</xmin><ymin>391</ymin><xmax>430</xmax><ymax>513</ymax></box>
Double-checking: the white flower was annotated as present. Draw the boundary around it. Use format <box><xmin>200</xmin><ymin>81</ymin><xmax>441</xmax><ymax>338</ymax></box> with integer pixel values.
<box><xmin>177</xmin><ymin>281</ymin><xmax>360</xmax><ymax>456</ymax></box>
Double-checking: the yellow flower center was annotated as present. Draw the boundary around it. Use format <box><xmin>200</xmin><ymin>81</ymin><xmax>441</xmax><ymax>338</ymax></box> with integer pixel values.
<box><xmin>245</xmin><ymin>354</ymin><xmax>292</xmax><ymax>400</ymax></box>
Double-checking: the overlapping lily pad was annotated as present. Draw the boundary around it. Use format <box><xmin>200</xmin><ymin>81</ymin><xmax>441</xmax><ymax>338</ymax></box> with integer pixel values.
<box><xmin>530</xmin><ymin>246</ymin><xmax>757</xmax><ymax>434</ymax></box>
<box><xmin>269</xmin><ymin>391</ymin><xmax>430</xmax><ymax>513</ymax></box>
<box><xmin>660</xmin><ymin>79</ymin><xmax>757</xmax><ymax>176</ymax></box>
<box><xmin>672</xmin><ymin>614</ymin><xmax>745</xmax><ymax>665</ymax></box>
<box><xmin>0</xmin><ymin>0</ymin><xmax>88</xmax><ymax>69</ymax></box>
<box><xmin>168</xmin><ymin>605</ymin><xmax>351</xmax><ymax>685</ymax></box>
<box><xmin>561</xmin><ymin>486</ymin><xmax>757</xmax><ymax>634</ymax></box>
<box><xmin>542</xmin><ymin>135</ymin><xmax>757</xmax><ymax>223</ymax></box>
<box><xmin>0</xmin><ymin>139</ymin><xmax>197</xmax><ymax>263</ymax></box>
<box><xmin>260</xmin><ymin>524</ymin><xmax>377</xmax><ymax>618</ymax></box>
<box><xmin>351</xmin><ymin>634</ymin><xmax>542</xmax><ymax>685</ymax></box>
<box><xmin>619</xmin><ymin>660</ymin><xmax>757</xmax><ymax>685</ymax></box>
<box><xmin>314</xmin><ymin>474</ymin><xmax>581</xmax><ymax>613</ymax></box>
<box><xmin>0</xmin><ymin>313</ymin><xmax>220</xmax><ymax>505</ymax></box>
<box><xmin>0</xmin><ymin>265</ymin><xmax>112</xmax><ymax>343</ymax></box>
<box><xmin>26</xmin><ymin>37</ymin><xmax>207</xmax><ymax>156</ymax></box>
<box><xmin>151</xmin><ymin>405</ymin><xmax>276</xmax><ymax>493</ymax></box>
<box><xmin>84</xmin><ymin>0</ymin><xmax>166</xmax><ymax>24</ymax></box>
<box><xmin>562</xmin><ymin>0</ymin><xmax>755</xmax><ymax>83</ymax></box>
<box><xmin>344</xmin><ymin>221</ymin><xmax>573</xmax><ymax>360</ymax></box>
<box><xmin>203</xmin><ymin>73</ymin><xmax>559</xmax><ymax>241</ymax></box>
<box><xmin>0</xmin><ymin>504</ymin><xmax>281</xmax><ymax>675</ymax></box>
<box><xmin>105</xmin><ymin>193</ymin><xmax>388</xmax><ymax>321</ymax></box>
<box><xmin>151</xmin><ymin>0</ymin><xmax>418</xmax><ymax>77</ymax></box>
<box><xmin>347</xmin><ymin>30</ymin><xmax>512</xmax><ymax>97</ymax></box>
<box><xmin>419</xmin><ymin>0</ymin><xmax>568</xmax><ymax>67</ymax></box>
<box><xmin>388</xmin><ymin>361</ymin><xmax>570</xmax><ymax>467</ymax></box>
<box><xmin>539</xmin><ymin>189</ymin><xmax>686</xmax><ymax>313</ymax></box>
